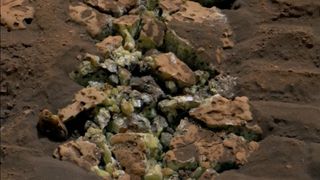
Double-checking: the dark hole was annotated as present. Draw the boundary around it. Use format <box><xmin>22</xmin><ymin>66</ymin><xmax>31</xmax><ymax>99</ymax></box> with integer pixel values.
<box><xmin>24</xmin><ymin>18</ymin><xmax>33</xmax><ymax>24</ymax></box>
<box><xmin>191</xmin><ymin>0</ymin><xmax>237</xmax><ymax>9</ymax></box>
<box><xmin>13</xmin><ymin>22</ymin><xmax>19</xmax><ymax>27</ymax></box>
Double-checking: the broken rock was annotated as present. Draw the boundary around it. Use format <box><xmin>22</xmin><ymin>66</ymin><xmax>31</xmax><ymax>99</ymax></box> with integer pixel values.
<box><xmin>164</xmin><ymin>119</ymin><xmax>259</xmax><ymax>171</ymax></box>
<box><xmin>165</xmin><ymin>1</ymin><xmax>233</xmax><ymax>69</ymax></box>
<box><xmin>147</xmin><ymin>52</ymin><xmax>196</xmax><ymax>88</ymax></box>
<box><xmin>189</xmin><ymin>95</ymin><xmax>253</xmax><ymax>128</ymax></box>
<box><xmin>96</xmin><ymin>36</ymin><xmax>123</xmax><ymax>56</ymax></box>
<box><xmin>69</xmin><ymin>2</ymin><xmax>113</xmax><ymax>39</ymax></box>
<box><xmin>53</xmin><ymin>138</ymin><xmax>102</xmax><ymax>171</ymax></box>
<box><xmin>0</xmin><ymin>0</ymin><xmax>35</xmax><ymax>30</ymax></box>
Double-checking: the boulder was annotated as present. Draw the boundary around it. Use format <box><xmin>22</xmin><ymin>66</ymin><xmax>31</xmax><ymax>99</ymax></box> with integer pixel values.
<box><xmin>96</xmin><ymin>36</ymin><xmax>123</xmax><ymax>56</ymax></box>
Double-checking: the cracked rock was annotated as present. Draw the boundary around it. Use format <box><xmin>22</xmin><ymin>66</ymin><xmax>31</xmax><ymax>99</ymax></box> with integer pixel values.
<box><xmin>165</xmin><ymin>1</ymin><xmax>233</xmax><ymax>69</ymax></box>
<box><xmin>96</xmin><ymin>35</ymin><xmax>123</xmax><ymax>56</ymax></box>
<box><xmin>147</xmin><ymin>52</ymin><xmax>196</xmax><ymax>88</ymax></box>
<box><xmin>84</xmin><ymin>0</ymin><xmax>137</xmax><ymax>17</ymax></box>
<box><xmin>69</xmin><ymin>2</ymin><xmax>113</xmax><ymax>39</ymax></box>
<box><xmin>0</xmin><ymin>0</ymin><xmax>35</xmax><ymax>30</ymax></box>
<box><xmin>164</xmin><ymin>119</ymin><xmax>259</xmax><ymax>171</ymax></box>
<box><xmin>53</xmin><ymin>138</ymin><xmax>102</xmax><ymax>171</ymax></box>
<box><xmin>189</xmin><ymin>95</ymin><xmax>253</xmax><ymax>128</ymax></box>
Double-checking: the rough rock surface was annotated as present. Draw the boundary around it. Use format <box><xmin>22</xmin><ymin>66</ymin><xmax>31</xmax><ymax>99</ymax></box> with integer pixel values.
<box><xmin>69</xmin><ymin>2</ymin><xmax>113</xmax><ymax>39</ymax></box>
<box><xmin>165</xmin><ymin>1</ymin><xmax>233</xmax><ymax>69</ymax></box>
<box><xmin>110</xmin><ymin>133</ymin><xmax>148</xmax><ymax>177</ymax></box>
<box><xmin>95</xmin><ymin>36</ymin><xmax>123</xmax><ymax>55</ymax></box>
<box><xmin>84</xmin><ymin>0</ymin><xmax>137</xmax><ymax>17</ymax></box>
<box><xmin>138</xmin><ymin>15</ymin><xmax>166</xmax><ymax>50</ymax></box>
<box><xmin>164</xmin><ymin>119</ymin><xmax>259</xmax><ymax>170</ymax></box>
<box><xmin>53</xmin><ymin>138</ymin><xmax>102</xmax><ymax>171</ymax></box>
<box><xmin>0</xmin><ymin>0</ymin><xmax>35</xmax><ymax>30</ymax></box>
<box><xmin>189</xmin><ymin>95</ymin><xmax>252</xmax><ymax>128</ymax></box>
<box><xmin>113</xmin><ymin>15</ymin><xmax>141</xmax><ymax>37</ymax></box>
<box><xmin>150</xmin><ymin>52</ymin><xmax>196</xmax><ymax>87</ymax></box>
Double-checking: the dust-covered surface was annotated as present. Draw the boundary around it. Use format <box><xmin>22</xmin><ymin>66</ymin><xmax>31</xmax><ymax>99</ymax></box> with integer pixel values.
<box><xmin>1</xmin><ymin>0</ymin><xmax>320</xmax><ymax>180</ymax></box>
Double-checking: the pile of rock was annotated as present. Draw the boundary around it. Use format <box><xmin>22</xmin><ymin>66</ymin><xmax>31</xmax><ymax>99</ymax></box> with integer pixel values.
<box><xmin>38</xmin><ymin>0</ymin><xmax>261</xmax><ymax>179</ymax></box>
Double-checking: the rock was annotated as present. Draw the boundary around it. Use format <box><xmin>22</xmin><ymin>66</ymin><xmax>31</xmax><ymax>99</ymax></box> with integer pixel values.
<box><xmin>159</xmin><ymin>0</ymin><xmax>184</xmax><ymax>16</ymax></box>
<box><xmin>138</xmin><ymin>14</ymin><xmax>166</xmax><ymax>50</ymax></box>
<box><xmin>58</xmin><ymin>87</ymin><xmax>106</xmax><ymax>122</ymax></box>
<box><xmin>38</xmin><ymin>87</ymin><xmax>105</xmax><ymax>140</ymax></box>
<box><xmin>118</xmin><ymin>68</ymin><xmax>132</xmax><ymax>85</ymax></box>
<box><xmin>189</xmin><ymin>95</ymin><xmax>253</xmax><ymax>128</ymax></box>
<box><xmin>113</xmin><ymin>15</ymin><xmax>141</xmax><ymax>37</ymax></box>
<box><xmin>147</xmin><ymin>52</ymin><xmax>196</xmax><ymax>87</ymax></box>
<box><xmin>198</xmin><ymin>168</ymin><xmax>218</xmax><ymax>180</ymax></box>
<box><xmin>144</xmin><ymin>161</ymin><xmax>163</xmax><ymax>180</ymax></box>
<box><xmin>111</xmin><ymin>46</ymin><xmax>142</xmax><ymax>68</ymax></box>
<box><xmin>164</xmin><ymin>119</ymin><xmax>259</xmax><ymax>171</ymax></box>
<box><xmin>110</xmin><ymin>133</ymin><xmax>161</xmax><ymax>177</ymax></box>
<box><xmin>160</xmin><ymin>132</ymin><xmax>173</xmax><ymax>148</ymax></box>
<box><xmin>130</xmin><ymin>76</ymin><xmax>165</xmax><ymax>101</ymax></box>
<box><xmin>37</xmin><ymin>109</ymin><xmax>68</xmax><ymax>140</ymax></box>
<box><xmin>96</xmin><ymin>36</ymin><xmax>123</xmax><ymax>56</ymax></box>
<box><xmin>84</xmin><ymin>0</ymin><xmax>137</xmax><ymax>17</ymax></box>
<box><xmin>164</xmin><ymin>1</ymin><xmax>233</xmax><ymax>69</ymax></box>
<box><xmin>158</xmin><ymin>95</ymin><xmax>200</xmax><ymax>121</ymax></box>
<box><xmin>209</xmin><ymin>74</ymin><xmax>238</xmax><ymax>99</ymax></box>
<box><xmin>0</xmin><ymin>0</ymin><xmax>35</xmax><ymax>30</ymax></box>
<box><xmin>94</xmin><ymin>107</ymin><xmax>111</xmax><ymax>129</ymax></box>
<box><xmin>69</xmin><ymin>2</ymin><xmax>113</xmax><ymax>39</ymax></box>
<box><xmin>53</xmin><ymin>138</ymin><xmax>102</xmax><ymax>171</ymax></box>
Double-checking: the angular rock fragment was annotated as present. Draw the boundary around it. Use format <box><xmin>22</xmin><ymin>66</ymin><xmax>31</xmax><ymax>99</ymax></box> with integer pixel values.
<box><xmin>96</xmin><ymin>36</ymin><xmax>123</xmax><ymax>56</ymax></box>
<box><xmin>113</xmin><ymin>15</ymin><xmax>141</xmax><ymax>37</ymax></box>
<box><xmin>147</xmin><ymin>52</ymin><xmax>196</xmax><ymax>87</ymax></box>
<box><xmin>165</xmin><ymin>1</ymin><xmax>233</xmax><ymax>69</ymax></box>
<box><xmin>189</xmin><ymin>95</ymin><xmax>252</xmax><ymax>128</ymax></box>
<box><xmin>110</xmin><ymin>133</ymin><xmax>161</xmax><ymax>177</ymax></box>
<box><xmin>69</xmin><ymin>2</ymin><xmax>113</xmax><ymax>39</ymax></box>
<box><xmin>84</xmin><ymin>0</ymin><xmax>137</xmax><ymax>17</ymax></box>
<box><xmin>53</xmin><ymin>138</ymin><xmax>102</xmax><ymax>171</ymax></box>
<box><xmin>138</xmin><ymin>14</ymin><xmax>166</xmax><ymax>50</ymax></box>
<box><xmin>159</xmin><ymin>0</ymin><xmax>184</xmax><ymax>16</ymax></box>
<box><xmin>158</xmin><ymin>95</ymin><xmax>200</xmax><ymax>121</ymax></box>
<box><xmin>130</xmin><ymin>76</ymin><xmax>165</xmax><ymax>101</ymax></box>
<box><xmin>164</xmin><ymin>119</ymin><xmax>259</xmax><ymax>171</ymax></box>
<box><xmin>0</xmin><ymin>0</ymin><xmax>35</xmax><ymax>30</ymax></box>
<box><xmin>38</xmin><ymin>87</ymin><xmax>105</xmax><ymax>139</ymax></box>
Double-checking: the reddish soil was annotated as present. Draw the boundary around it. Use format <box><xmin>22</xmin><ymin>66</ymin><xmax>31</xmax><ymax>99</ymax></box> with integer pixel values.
<box><xmin>1</xmin><ymin>0</ymin><xmax>320</xmax><ymax>179</ymax></box>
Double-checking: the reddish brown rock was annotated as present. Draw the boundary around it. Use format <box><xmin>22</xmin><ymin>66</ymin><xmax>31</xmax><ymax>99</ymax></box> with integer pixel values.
<box><xmin>149</xmin><ymin>52</ymin><xmax>196</xmax><ymax>87</ymax></box>
<box><xmin>159</xmin><ymin>0</ymin><xmax>184</xmax><ymax>16</ymax></box>
<box><xmin>53</xmin><ymin>138</ymin><xmax>102</xmax><ymax>171</ymax></box>
<box><xmin>165</xmin><ymin>1</ymin><xmax>233</xmax><ymax>69</ymax></box>
<box><xmin>110</xmin><ymin>133</ymin><xmax>147</xmax><ymax>177</ymax></box>
<box><xmin>84</xmin><ymin>0</ymin><xmax>137</xmax><ymax>17</ymax></box>
<box><xmin>189</xmin><ymin>95</ymin><xmax>253</xmax><ymax>128</ymax></box>
<box><xmin>0</xmin><ymin>0</ymin><xmax>35</xmax><ymax>30</ymax></box>
<box><xmin>96</xmin><ymin>35</ymin><xmax>123</xmax><ymax>55</ymax></box>
<box><xmin>69</xmin><ymin>2</ymin><xmax>113</xmax><ymax>39</ymax></box>
<box><xmin>164</xmin><ymin>119</ymin><xmax>259</xmax><ymax>170</ymax></box>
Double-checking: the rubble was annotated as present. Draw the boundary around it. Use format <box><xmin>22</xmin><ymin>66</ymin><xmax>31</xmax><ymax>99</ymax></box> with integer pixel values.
<box><xmin>164</xmin><ymin>119</ymin><xmax>259</xmax><ymax>171</ymax></box>
<box><xmin>0</xmin><ymin>0</ymin><xmax>35</xmax><ymax>30</ymax></box>
<box><xmin>69</xmin><ymin>2</ymin><xmax>113</xmax><ymax>39</ymax></box>
<box><xmin>38</xmin><ymin>1</ymin><xmax>263</xmax><ymax>179</ymax></box>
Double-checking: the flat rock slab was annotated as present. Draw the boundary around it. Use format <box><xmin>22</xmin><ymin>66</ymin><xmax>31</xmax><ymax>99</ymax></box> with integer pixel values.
<box><xmin>189</xmin><ymin>95</ymin><xmax>252</xmax><ymax>128</ymax></box>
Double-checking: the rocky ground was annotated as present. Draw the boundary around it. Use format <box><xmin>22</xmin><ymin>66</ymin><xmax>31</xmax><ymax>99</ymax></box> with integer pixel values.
<box><xmin>1</xmin><ymin>0</ymin><xmax>320</xmax><ymax>179</ymax></box>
